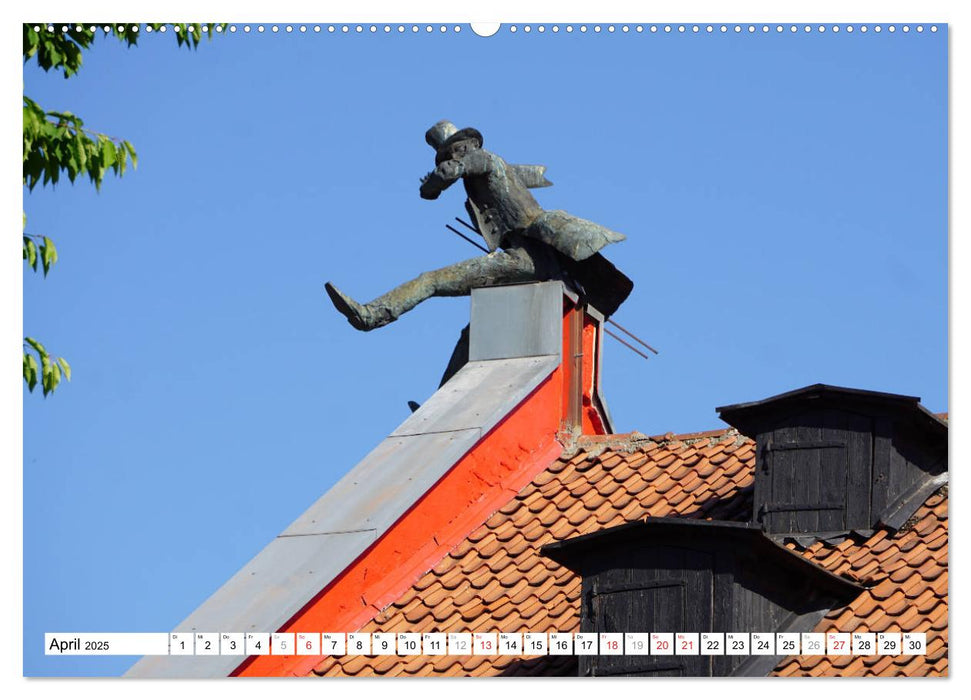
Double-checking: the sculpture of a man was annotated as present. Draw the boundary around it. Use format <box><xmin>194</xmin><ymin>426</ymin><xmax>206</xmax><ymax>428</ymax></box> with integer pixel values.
<box><xmin>325</xmin><ymin>120</ymin><xmax>633</xmax><ymax>331</ymax></box>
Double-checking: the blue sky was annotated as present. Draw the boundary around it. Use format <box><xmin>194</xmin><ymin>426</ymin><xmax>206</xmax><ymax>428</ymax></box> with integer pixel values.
<box><xmin>21</xmin><ymin>21</ymin><xmax>947</xmax><ymax>676</ymax></box>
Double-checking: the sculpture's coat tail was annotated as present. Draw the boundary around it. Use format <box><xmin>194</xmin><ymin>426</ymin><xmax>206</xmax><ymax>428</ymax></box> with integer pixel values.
<box><xmin>526</xmin><ymin>209</ymin><xmax>626</xmax><ymax>262</ymax></box>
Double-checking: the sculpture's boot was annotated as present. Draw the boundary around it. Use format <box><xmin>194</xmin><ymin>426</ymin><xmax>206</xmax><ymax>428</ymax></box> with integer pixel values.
<box><xmin>326</xmin><ymin>273</ymin><xmax>434</xmax><ymax>331</ymax></box>
<box><xmin>325</xmin><ymin>283</ymin><xmax>384</xmax><ymax>331</ymax></box>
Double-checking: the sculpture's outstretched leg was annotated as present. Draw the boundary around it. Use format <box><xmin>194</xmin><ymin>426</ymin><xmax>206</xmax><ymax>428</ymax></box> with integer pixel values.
<box><xmin>326</xmin><ymin>247</ymin><xmax>539</xmax><ymax>331</ymax></box>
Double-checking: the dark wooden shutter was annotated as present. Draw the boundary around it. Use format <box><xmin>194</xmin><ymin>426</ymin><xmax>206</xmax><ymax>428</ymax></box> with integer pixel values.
<box><xmin>757</xmin><ymin>410</ymin><xmax>875</xmax><ymax>534</ymax></box>
<box><xmin>584</xmin><ymin>546</ymin><xmax>712</xmax><ymax>677</ymax></box>
<box><xmin>760</xmin><ymin>438</ymin><xmax>848</xmax><ymax>533</ymax></box>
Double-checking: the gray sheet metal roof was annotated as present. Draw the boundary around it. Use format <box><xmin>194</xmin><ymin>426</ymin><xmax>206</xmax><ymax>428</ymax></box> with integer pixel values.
<box><xmin>126</xmin><ymin>283</ymin><xmax>566</xmax><ymax>678</ymax></box>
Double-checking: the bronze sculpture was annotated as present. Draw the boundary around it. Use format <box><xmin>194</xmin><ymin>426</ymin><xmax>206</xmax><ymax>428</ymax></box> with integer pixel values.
<box><xmin>325</xmin><ymin>120</ymin><xmax>632</xmax><ymax>331</ymax></box>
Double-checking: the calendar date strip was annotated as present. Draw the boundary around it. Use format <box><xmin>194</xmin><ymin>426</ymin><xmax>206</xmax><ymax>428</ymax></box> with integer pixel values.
<box><xmin>46</xmin><ymin>631</ymin><xmax>927</xmax><ymax>657</ymax></box>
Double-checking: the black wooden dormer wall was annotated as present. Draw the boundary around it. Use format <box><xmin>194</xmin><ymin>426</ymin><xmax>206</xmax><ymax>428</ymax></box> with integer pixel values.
<box><xmin>542</xmin><ymin>519</ymin><xmax>863</xmax><ymax>677</ymax></box>
<box><xmin>717</xmin><ymin>384</ymin><xmax>948</xmax><ymax>538</ymax></box>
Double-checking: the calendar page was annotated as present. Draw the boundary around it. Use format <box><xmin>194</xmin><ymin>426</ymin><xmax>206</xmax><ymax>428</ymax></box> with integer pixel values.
<box><xmin>20</xmin><ymin>0</ymin><xmax>950</xmax><ymax>684</ymax></box>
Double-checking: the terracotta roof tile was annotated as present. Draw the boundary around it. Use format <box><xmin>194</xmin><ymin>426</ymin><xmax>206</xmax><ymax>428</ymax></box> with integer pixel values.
<box><xmin>310</xmin><ymin>429</ymin><xmax>947</xmax><ymax>678</ymax></box>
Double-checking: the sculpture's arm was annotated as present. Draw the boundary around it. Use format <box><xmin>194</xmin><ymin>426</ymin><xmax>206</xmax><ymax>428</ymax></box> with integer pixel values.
<box><xmin>419</xmin><ymin>160</ymin><xmax>462</xmax><ymax>200</ymax></box>
<box><xmin>419</xmin><ymin>152</ymin><xmax>492</xmax><ymax>200</ymax></box>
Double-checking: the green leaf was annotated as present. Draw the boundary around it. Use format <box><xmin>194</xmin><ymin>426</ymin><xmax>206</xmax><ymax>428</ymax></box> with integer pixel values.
<box><xmin>41</xmin><ymin>353</ymin><xmax>53</xmax><ymax>396</ymax></box>
<box><xmin>123</xmin><ymin>141</ymin><xmax>138</xmax><ymax>168</ymax></box>
<box><xmin>75</xmin><ymin>132</ymin><xmax>88</xmax><ymax>170</ymax></box>
<box><xmin>23</xmin><ymin>352</ymin><xmax>38</xmax><ymax>391</ymax></box>
<box><xmin>40</xmin><ymin>236</ymin><xmax>58</xmax><ymax>276</ymax></box>
<box><xmin>102</xmin><ymin>139</ymin><xmax>116</xmax><ymax>170</ymax></box>
<box><xmin>57</xmin><ymin>357</ymin><xmax>72</xmax><ymax>381</ymax></box>
<box><xmin>24</xmin><ymin>26</ymin><xmax>39</xmax><ymax>59</ymax></box>
<box><xmin>24</xmin><ymin>237</ymin><xmax>38</xmax><ymax>270</ymax></box>
<box><xmin>25</xmin><ymin>336</ymin><xmax>47</xmax><ymax>356</ymax></box>
<box><xmin>47</xmin><ymin>109</ymin><xmax>78</xmax><ymax>122</ymax></box>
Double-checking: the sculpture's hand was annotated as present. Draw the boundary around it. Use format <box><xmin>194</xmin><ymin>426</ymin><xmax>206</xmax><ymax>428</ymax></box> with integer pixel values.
<box><xmin>420</xmin><ymin>160</ymin><xmax>464</xmax><ymax>200</ymax></box>
<box><xmin>420</xmin><ymin>173</ymin><xmax>441</xmax><ymax>200</ymax></box>
<box><xmin>438</xmin><ymin>159</ymin><xmax>464</xmax><ymax>180</ymax></box>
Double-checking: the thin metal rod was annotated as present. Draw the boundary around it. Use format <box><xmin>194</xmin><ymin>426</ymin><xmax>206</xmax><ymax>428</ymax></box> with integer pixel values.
<box><xmin>604</xmin><ymin>328</ymin><xmax>652</xmax><ymax>361</ymax></box>
<box><xmin>445</xmin><ymin>224</ymin><xmax>490</xmax><ymax>253</ymax></box>
<box><xmin>606</xmin><ymin>317</ymin><xmax>659</xmax><ymax>354</ymax></box>
<box><xmin>455</xmin><ymin>217</ymin><xmax>482</xmax><ymax>235</ymax></box>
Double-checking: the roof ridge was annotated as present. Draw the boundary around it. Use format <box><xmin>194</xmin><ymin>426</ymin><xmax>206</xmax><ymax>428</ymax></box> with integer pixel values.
<box><xmin>647</xmin><ymin>426</ymin><xmax>740</xmax><ymax>444</ymax></box>
<box><xmin>562</xmin><ymin>426</ymin><xmax>743</xmax><ymax>460</ymax></box>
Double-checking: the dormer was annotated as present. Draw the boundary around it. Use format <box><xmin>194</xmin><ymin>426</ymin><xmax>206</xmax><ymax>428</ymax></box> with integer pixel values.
<box><xmin>542</xmin><ymin>518</ymin><xmax>863</xmax><ymax>677</ymax></box>
<box><xmin>717</xmin><ymin>384</ymin><xmax>947</xmax><ymax>538</ymax></box>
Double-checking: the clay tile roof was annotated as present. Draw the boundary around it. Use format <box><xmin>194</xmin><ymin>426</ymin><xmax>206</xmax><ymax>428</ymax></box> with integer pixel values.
<box><xmin>772</xmin><ymin>484</ymin><xmax>948</xmax><ymax>677</ymax></box>
<box><xmin>310</xmin><ymin>428</ymin><xmax>947</xmax><ymax>678</ymax></box>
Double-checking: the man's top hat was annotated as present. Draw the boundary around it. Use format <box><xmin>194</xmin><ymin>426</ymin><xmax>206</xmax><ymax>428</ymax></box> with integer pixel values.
<box><xmin>425</xmin><ymin>120</ymin><xmax>459</xmax><ymax>149</ymax></box>
<box><xmin>426</xmin><ymin>120</ymin><xmax>484</xmax><ymax>163</ymax></box>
